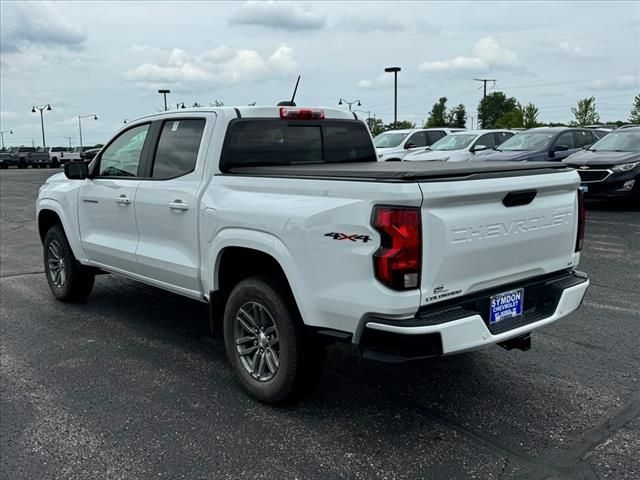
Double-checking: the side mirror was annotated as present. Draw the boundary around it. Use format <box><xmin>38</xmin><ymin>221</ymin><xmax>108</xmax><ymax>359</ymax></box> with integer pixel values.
<box><xmin>473</xmin><ymin>144</ymin><xmax>488</xmax><ymax>152</ymax></box>
<box><xmin>405</xmin><ymin>143</ymin><xmax>417</xmax><ymax>149</ymax></box>
<box><xmin>64</xmin><ymin>161</ymin><xmax>88</xmax><ymax>180</ymax></box>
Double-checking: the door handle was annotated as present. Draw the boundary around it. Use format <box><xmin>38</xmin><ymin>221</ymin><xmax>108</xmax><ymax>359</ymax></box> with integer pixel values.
<box><xmin>169</xmin><ymin>200</ymin><xmax>190</xmax><ymax>211</ymax></box>
<box><xmin>116</xmin><ymin>195</ymin><xmax>131</xmax><ymax>206</ymax></box>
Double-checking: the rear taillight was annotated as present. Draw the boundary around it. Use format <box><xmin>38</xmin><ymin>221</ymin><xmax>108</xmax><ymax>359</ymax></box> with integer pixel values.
<box><xmin>372</xmin><ymin>206</ymin><xmax>422</xmax><ymax>290</ymax></box>
<box><xmin>576</xmin><ymin>190</ymin><xmax>585</xmax><ymax>252</ymax></box>
<box><xmin>279</xmin><ymin>107</ymin><xmax>325</xmax><ymax>120</ymax></box>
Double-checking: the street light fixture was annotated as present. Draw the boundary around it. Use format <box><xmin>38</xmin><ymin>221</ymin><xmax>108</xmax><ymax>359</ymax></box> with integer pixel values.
<box><xmin>31</xmin><ymin>104</ymin><xmax>52</xmax><ymax>147</ymax></box>
<box><xmin>384</xmin><ymin>66</ymin><xmax>401</xmax><ymax>128</ymax></box>
<box><xmin>0</xmin><ymin>129</ymin><xmax>13</xmax><ymax>150</ymax></box>
<box><xmin>78</xmin><ymin>114</ymin><xmax>98</xmax><ymax>151</ymax></box>
<box><xmin>338</xmin><ymin>98</ymin><xmax>361</xmax><ymax>112</ymax></box>
<box><xmin>158</xmin><ymin>89</ymin><xmax>171</xmax><ymax>111</ymax></box>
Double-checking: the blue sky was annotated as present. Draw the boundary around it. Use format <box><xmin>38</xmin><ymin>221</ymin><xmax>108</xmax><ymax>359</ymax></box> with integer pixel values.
<box><xmin>1</xmin><ymin>1</ymin><xmax>639</xmax><ymax>147</ymax></box>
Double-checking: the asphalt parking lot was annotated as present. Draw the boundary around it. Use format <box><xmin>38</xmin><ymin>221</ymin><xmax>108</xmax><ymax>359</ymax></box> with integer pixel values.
<box><xmin>1</xmin><ymin>168</ymin><xmax>638</xmax><ymax>480</ymax></box>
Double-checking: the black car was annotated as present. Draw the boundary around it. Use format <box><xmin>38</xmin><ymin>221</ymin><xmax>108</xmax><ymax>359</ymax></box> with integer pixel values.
<box><xmin>475</xmin><ymin>127</ymin><xmax>601</xmax><ymax>162</ymax></box>
<box><xmin>564</xmin><ymin>127</ymin><xmax>640</xmax><ymax>198</ymax></box>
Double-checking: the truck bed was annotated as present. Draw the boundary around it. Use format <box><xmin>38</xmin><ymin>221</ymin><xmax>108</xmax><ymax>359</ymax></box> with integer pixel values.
<box><xmin>229</xmin><ymin>161</ymin><xmax>569</xmax><ymax>182</ymax></box>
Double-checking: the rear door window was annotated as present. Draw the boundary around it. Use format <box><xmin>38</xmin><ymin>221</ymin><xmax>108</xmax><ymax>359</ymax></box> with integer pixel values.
<box><xmin>221</xmin><ymin>119</ymin><xmax>376</xmax><ymax>170</ymax></box>
<box><xmin>493</xmin><ymin>131</ymin><xmax>513</xmax><ymax>146</ymax></box>
<box><xmin>426</xmin><ymin>131</ymin><xmax>446</xmax><ymax>144</ymax></box>
<box><xmin>475</xmin><ymin>133</ymin><xmax>496</xmax><ymax>149</ymax></box>
<box><xmin>406</xmin><ymin>132</ymin><xmax>427</xmax><ymax>148</ymax></box>
<box><xmin>555</xmin><ymin>132</ymin><xmax>575</xmax><ymax>149</ymax></box>
<box><xmin>574</xmin><ymin>130</ymin><xmax>594</xmax><ymax>148</ymax></box>
<box><xmin>151</xmin><ymin>119</ymin><xmax>205</xmax><ymax>179</ymax></box>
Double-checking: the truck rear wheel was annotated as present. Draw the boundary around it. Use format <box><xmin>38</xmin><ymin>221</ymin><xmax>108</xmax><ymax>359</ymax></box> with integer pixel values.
<box><xmin>43</xmin><ymin>225</ymin><xmax>95</xmax><ymax>302</ymax></box>
<box><xmin>223</xmin><ymin>276</ymin><xmax>325</xmax><ymax>404</ymax></box>
<box><xmin>18</xmin><ymin>158</ymin><xmax>27</xmax><ymax>169</ymax></box>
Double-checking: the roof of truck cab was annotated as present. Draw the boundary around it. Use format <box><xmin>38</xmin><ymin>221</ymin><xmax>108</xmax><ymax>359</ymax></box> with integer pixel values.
<box><xmin>127</xmin><ymin>106</ymin><xmax>357</xmax><ymax>124</ymax></box>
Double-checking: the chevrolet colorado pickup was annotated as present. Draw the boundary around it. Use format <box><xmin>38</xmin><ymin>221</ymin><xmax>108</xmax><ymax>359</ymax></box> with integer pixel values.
<box><xmin>36</xmin><ymin>106</ymin><xmax>589</xmax><ymax>403</ymax></box>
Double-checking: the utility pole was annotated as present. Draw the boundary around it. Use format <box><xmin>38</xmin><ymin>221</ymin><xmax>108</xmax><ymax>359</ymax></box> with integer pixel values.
<box><xmin>385</xmin><ymin>67</ymin><xmax>401</xmax><ymax>128</ymax></box>
<box><xmin>474</xmin><ymin>78</ymin><xmax>496</xmax><ymax>128</ymax></box>
<box><xmin>64</xmin><ymin>136</ymin><xmax>74</xmax><ymax>148</ymax></box>
<box><xmin>78</xmin><ymin>114</ymin><xmax>98</xmax><ymax>151</ymax></box>
<box><xmin>158</xmin><ymin>89</ymin><xmax>171</xmax><ymax>111</ymax></box>
<box><xmin>338</xmin><ymin>98</ymin><xmax>361</xmax><ymax>112</ymax></box>
<box><xmin>31</xmin><ymin>104</ymin><xmax>52</xmax><ymax>147</ymax></box>
<box><xmin>0</xmin><ymin>129</ymin><xmax>13</xmax><ymax>150</ymax></box>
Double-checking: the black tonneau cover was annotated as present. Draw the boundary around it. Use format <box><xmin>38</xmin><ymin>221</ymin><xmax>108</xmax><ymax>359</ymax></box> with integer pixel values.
<box><xmin>228</xmin><ymin>161</ymin><xmax>570</xmax><ymax>183</ymax></box>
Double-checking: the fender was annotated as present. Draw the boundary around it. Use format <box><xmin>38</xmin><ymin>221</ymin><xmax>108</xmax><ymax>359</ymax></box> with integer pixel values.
<box><xmin>202</xmin><ymin>227</ymin><xmax>317</xmax><ymax>327</ymax></box>
<box><xmin>37</xmin><ymin>198</ymin><xmax>89</xmax><ymax>262</ymax></box>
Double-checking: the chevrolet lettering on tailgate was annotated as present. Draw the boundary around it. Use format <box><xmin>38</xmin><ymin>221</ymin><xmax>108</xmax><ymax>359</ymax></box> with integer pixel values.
<box><xmin>450</xmin><ymin>211</ymin><xmax>573</xmax><ymax>245</ymax></box>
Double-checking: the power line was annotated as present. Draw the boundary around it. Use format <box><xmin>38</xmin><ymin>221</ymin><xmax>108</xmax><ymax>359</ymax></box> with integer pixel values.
<box><xmin>474</xmin><ymin>78</ymin><xmax>496</xmax><ymax>128</ymax></box>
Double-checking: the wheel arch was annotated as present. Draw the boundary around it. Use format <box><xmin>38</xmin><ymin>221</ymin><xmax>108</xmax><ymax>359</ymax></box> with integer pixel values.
<box><xmin>37</xmin><ymin>200</ymin><xmax>87</xmax><ymax>261</ymax></box>
<box><xmin>205</xmin><ymin>229</ymin><xmax>312</xmax><ymax>334</ymax></box>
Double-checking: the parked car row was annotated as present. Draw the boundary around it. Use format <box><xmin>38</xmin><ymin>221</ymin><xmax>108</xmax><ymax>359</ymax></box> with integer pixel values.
<box><xmin>373</xmin><ymin>126</ymin><xmax>639</xmax><ymax>198</ymax></box>
<box><xmin>0</xmin><ymin>145</ymin><xmax>102</xmax><ymax>169</ymax></box>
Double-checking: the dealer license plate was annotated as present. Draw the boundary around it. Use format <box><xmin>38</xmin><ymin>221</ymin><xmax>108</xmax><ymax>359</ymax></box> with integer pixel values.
<box><xmin>489</xmin><ymin>288</ymin><xmax>524</xmax><ymax>324</ymax></box>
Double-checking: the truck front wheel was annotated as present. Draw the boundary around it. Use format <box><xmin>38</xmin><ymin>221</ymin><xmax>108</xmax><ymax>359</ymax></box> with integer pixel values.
<box><xmin>223</xmin><ymin>276</ymin><xmax>325</xmax><ymax>404</ymax></box>
<box><xmin>43</xmin><ymin>225</ymin><xmax>95</xmax><ymax>302</ymax></box>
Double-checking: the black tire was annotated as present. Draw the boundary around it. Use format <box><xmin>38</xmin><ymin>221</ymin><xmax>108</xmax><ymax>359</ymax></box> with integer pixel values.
<box><xmin>43</xmin><ymin>225</ymin><xmax>95</xmax><ymax>302</ymax></box>
<box><xmin>51</xmin><ymin>158</ymin><xmax>59</xmax><ymax>168</ymax></box>
<box><xmin>223</xmin><ymin>275</ymin><xmax>325</xmax><ymax>404</ymax></box>
<box><xmin>18</xmin><ymin>158</ymin><xmax>27</xmax><ymax>169</ymax></box>
<box><xmin>0</xmin><ymin>165</ymin><xmax>7</xmax><ymax>169</ymax></box>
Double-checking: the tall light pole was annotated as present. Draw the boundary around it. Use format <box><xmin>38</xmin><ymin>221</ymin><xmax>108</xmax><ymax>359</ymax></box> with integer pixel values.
<box><xmin>64</xmin><ymin>136</ymin><xmax>74</xmax><ymax>149</ymax></box>
<box><xmin>78</xmin><ymin>114</ymin><xmax>98</xmax><ymax>151</ymax></box>
<box><xmin>338</xmin><ymin>98</ymin><xmax>361</xmax><ymax>112</ymax></box>
<box><xmin>0</xmin><ymin>129</ymin><xmax>13</xmax><ymax>150</ymax></box>
<box><xmin>158</xmin><ymin>89</ymin><xmax>171</xmax><ymax>111</ymax></box>
<box><xmin>31</xmin><ymin>104</ymin><xmax>52</xmax><ymax>147</ymax></box>
<box><xmin>384</xmin><ymin>67</ymin><xmax>401</xmax><ymax>128</ymax></box>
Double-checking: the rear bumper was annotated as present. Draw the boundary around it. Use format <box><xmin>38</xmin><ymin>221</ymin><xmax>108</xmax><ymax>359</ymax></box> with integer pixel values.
<box><xmin>359</xmin><ymin>270</ymin><xmax>589</xmax><ymax>362</ymax></box>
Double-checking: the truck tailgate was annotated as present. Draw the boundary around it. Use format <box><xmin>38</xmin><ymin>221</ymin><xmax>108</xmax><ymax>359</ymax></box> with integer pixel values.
<box><xmin>419</xmin><ymin>170</ymin><xmax>581</xmax><ymax>306</ymax></box>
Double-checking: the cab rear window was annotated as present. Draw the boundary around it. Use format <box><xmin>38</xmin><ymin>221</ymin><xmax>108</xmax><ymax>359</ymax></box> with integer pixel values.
<box><xmin>220</xmin><ymin>119</ymin><xmax>376</xmax><ymax>171</ymax></box>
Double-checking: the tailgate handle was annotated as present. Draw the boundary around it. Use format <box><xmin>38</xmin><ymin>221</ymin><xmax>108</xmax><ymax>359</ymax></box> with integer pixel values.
<box><xmin>503</xmin><ymin>190</ymin><xmax>537</xmax><ymax>207</ymax></box>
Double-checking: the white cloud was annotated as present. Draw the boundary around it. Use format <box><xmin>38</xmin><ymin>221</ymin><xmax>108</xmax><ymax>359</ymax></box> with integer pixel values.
<box><xmin>267</xmin><ymin>44</ymin><xmax>297</xmax><ymax>73</ymax></box>
<box><xmin>1</xmin><ymin>111</ymin><xmax>20</xmax><ymax>121</ymax></box>
<box><xmin>0</xmin><ymin>2</ymin><xmax>87</xmax><ymax>53</ymax></box>
<box><xmin>357</xmin><ymin>74</ymin><xmax>392</xmax><ymax>90</ymax></box>
<box><xmin>335</xmin><ymin>15</ymin><xmax>406</xmax><ymax>33</ymax></box>
<box><xmin>228</xmin><ymin>1</ymin><xmax>326</xmax><ymax>30</ymax></box>
<box><xmin>125</xmin><ymin>44</ymin><xmax>297</xmax><ymax>86</ymax></box>
<box><xmin>418</xmin><ymin>37</ymin><xmax>519</xmax><ymax>73</ymax></box>
<box><xmin>588</xmin><ymin>75</ymin><xmax>640</xmax><ymax>90</ymax></box>
<box><xmin>544</xmin><ymin>41</ymin><xmax>593</xmax><ymax>59</ymax></box>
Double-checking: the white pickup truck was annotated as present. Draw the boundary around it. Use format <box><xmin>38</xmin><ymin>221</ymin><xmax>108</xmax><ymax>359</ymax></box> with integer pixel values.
<box><xmin>36</xmin><ymin>106</ymin><xmax>589</xmax><ymax>403</ymax></box>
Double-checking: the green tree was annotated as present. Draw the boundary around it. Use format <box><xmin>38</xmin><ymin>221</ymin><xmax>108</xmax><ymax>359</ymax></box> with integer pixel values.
<box><xmin>629</xmin><ymin>94</ymin><xmax>640</xmax><ymax>124</ymax></box>
<box><xmin>426</xmin><ymin>97</ymin><xmax>448</xmax><ymax>127</ymax></box>
<box><xmin>522</xmin><ymin>103</ymin><xmax>540</xmax><ymax>128</ymax></box>
<box><xmin>571</xmin><ymin>96</ymin><xmax>600</xmax><ymax>126</ymax></box>
<box><xmin>367</xmin><ymin>117</ymin><xmax>385</xmax><ymax>136</ymax></box>
<box><xmin>477</xmin><ymin>92</ymin><xmax>518</xmax><ymax>128</ymax></box>
<box><xmin>447</xmin><ymin>104</ymin><xmax>467</xmax><ymax>128</ymax></box>
<box><xmin>495</xmin><ymin>109</ymin><xmax>523</xmax><ymax>129</ymax></box>
<box><xmin>386</xmin><ymin>120</ymin><xmax>416</xmax><ymax>130</ymax></box>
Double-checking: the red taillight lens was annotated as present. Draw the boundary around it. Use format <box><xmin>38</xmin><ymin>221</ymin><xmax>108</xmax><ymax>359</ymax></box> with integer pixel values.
<box><xmin>576</xmin><ymin>189</ymin><xmax>586</xmax><ymax>252</ymax></box>
<box><xmin>372</xmin><ymin>206</ymin><xmax>422</xmax><ymax>290</ymax></box>
<box><xmin>279</xmin><ymin>107</ymin><xmax>325</xmax><ymax>120</ymax></box>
